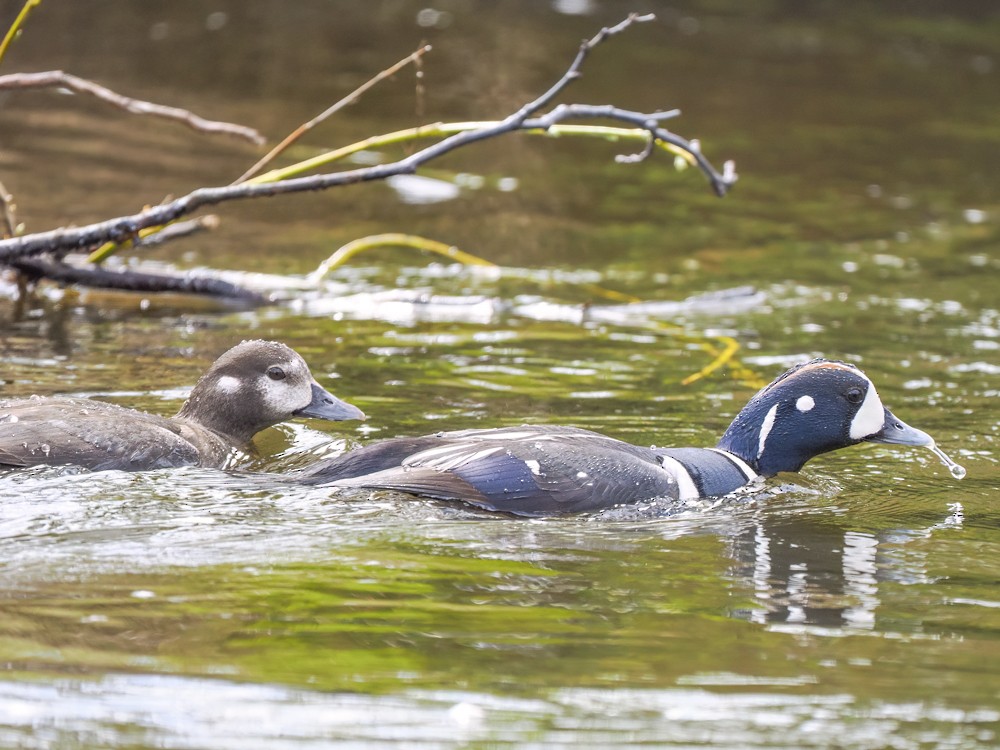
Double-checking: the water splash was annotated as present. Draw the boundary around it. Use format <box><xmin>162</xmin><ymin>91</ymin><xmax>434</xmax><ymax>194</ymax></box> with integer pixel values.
<box><xmin>927</xmin><ymin>442</ymin><xmax>966</xmax><ymax>479</ymax></box>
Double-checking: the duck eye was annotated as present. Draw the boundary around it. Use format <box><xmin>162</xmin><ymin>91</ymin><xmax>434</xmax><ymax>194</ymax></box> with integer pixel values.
<box><xmin>266</xmin><ymin>366</ymin><xmax>286</xmax><ymax>381</ymax></box>
<box><xmin>845</xmin><ymin>387</ymin><xmax>864</xmax><ymax>404</ymax></box>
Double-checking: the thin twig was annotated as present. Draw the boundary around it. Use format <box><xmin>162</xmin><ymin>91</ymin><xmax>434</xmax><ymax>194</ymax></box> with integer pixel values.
<box><xmin>0</xmin><ymin>70</ymin><xmax>265</xmax><ymax>144</ymax></box>
<box><xmin>0</xmin><ymin>0</ymin><xmax>42</xmax><ymax>69</ymax></box>
<box><xmin>135</xmin><ymin>215</ymin><xmax>219</xmax><ymax>246</ymax></box>
<box><xmin>513</xmin><ymin>13</ymin><xmax>657</xmax><ymax>121</ymax></box>
<box><xmin>0</xmin><ymin>179</ymin><xmax>17</xmax><ymax>238</ymax></box>
<box><xmin>234</xmin><ymin>44</ymin><xmax>433</xmax><ymax>184</ymax></box>
<box><xmin>615</xmin><ymin>133</ymin><xmax>655</xmax><ymax>164</ymax></box>
<box><xmin>0</xmin><ymin>13</ymin><xmax>735</xmax><ymax>264</ymax></box>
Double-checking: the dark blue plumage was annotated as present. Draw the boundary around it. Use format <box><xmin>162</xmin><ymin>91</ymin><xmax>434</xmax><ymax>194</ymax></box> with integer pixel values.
<box><xmin>296</xmin><ymin>359</ymin><xmax>940</xmax><ymax>516</ymax></box>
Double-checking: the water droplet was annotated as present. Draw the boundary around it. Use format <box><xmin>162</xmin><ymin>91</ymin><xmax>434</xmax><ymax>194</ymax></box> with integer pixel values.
<box><xmin>927</xmin><ymin>443</ymin><xmax>966</xmax><ymax>480</ymax></box>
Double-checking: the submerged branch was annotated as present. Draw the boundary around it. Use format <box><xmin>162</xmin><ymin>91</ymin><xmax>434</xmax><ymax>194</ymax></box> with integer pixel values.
<box><xmin>9</xmin><ymin>256</ymin><xmax>266</xmax><ymax>304</ymax></box>
<box><xmin>308</xmin><ymin>233</ymin><xmax>497</xmax><ymax>284</ymax></box>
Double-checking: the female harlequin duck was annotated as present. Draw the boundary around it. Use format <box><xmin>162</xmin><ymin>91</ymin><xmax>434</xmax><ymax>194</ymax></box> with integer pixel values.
<box><xmin>0</xmin><ymin>340</ymin><xmax>364</xmax><ymax>472</ymax></box>
<box><xmin>296</xmin><ymin>359</ymin><xmax>947</xmax><ymax>515</ymax></box>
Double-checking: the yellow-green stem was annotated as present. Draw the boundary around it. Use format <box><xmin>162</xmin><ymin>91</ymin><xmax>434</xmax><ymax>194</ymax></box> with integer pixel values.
<box><xmin>0</xmin><ymin>0</ymin><xmax>42</xmax><ymax>69</ymax></box>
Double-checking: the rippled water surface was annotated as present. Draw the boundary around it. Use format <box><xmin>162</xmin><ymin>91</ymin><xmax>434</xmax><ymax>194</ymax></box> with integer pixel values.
<box><xmin>1</xmin><ymin>1</ymin><xmax>998</xmax><ymax>748</ymax></box>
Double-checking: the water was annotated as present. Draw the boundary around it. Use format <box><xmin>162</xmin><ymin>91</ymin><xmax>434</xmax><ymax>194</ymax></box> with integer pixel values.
<box><xmin>1</xmin><ymin>2</ymin><xmax>998</xmax><ymax>748</ymax></box>
<box><xmin>927</xmin><ymin>442</ymin><xmax>968</xmax><ymax>479</ymax></box>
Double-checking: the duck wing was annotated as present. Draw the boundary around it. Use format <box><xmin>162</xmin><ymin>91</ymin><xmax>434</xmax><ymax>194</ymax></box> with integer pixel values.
<box><xmin>300</xmin><ymin>425</ymin><xmax>681</xmax><ymax>516</ymax></box>
<box><xmin>0</xmin><ymin>398</ymin><xmax>201</xmax><ymax>471</ymax></box>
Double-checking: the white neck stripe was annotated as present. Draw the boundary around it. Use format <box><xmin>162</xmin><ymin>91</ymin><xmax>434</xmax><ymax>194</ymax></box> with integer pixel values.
<box><xmin>656</xmin><ymin>454</ymin><xmax>700</xmax><ymax>500</ymax></box>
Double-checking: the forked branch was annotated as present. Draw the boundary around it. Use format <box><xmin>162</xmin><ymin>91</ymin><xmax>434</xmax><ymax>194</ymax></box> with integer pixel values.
<box><xmin>0</xmin><ymin>13</ymin><xmax>736</xmax><ymax>266</ymax></box>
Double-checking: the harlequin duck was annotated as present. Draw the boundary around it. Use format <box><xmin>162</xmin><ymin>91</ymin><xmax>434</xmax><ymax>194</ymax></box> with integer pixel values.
<box><xmin>0</xmin><ymin>340</ymin><xmax>364</xmax><ymax>472</ymax></box>
<box><xmin>296</xmin><ymin>359</ymin><xmax>947</xmax><ymax>515</ymax></box>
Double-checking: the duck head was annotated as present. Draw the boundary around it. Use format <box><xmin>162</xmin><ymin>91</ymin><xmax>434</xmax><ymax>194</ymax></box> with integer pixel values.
<box><xmin>176</xmin><ymin>340</ymin><xmax>365</xmax><ymax>443</ymax></box>
<box><xmin>716</xmin><ymin>359</ymin><xmax>932</xmax><ymax>477</ymax></box>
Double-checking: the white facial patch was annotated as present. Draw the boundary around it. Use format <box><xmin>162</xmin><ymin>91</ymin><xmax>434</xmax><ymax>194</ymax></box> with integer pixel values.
<box><xmin>849</xmin><ymin>381</ymin><xmax>885</xmax><ymax>439</ymax></box>
<box><xmin>757</xmin><ymin>403</ymin><xmax>779</xmax><ymax>459</ymax></box>
<box><xmin>215</xmin><ymin>375</ymin><xmax>241</xmax><ymax>394</ymax></box>
<box><xmin>796</xmin><ymin>395</ymin><xmax>815</xmax><ymax>412</ymax></box>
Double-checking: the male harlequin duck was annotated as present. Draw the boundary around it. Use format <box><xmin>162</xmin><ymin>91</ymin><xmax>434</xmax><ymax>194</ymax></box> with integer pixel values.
<box><xmin>0</xmin><ymin>340</ymin><xmax>364</xmax><ymax>472</ymax></box>
<box><xmin>296</xmin><ymin>359</ymin><xmax>949</xmax><ymax>516</ymax></box>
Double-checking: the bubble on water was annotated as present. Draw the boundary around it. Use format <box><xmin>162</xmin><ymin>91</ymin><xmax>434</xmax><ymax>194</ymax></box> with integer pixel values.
<box><xmin>927</xmin><ymin>442</ymin><xmax>966</xmax><ymax>479</ymax></box>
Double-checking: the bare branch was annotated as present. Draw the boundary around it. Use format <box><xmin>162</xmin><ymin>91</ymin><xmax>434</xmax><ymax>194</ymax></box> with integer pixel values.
<box><xmin>0</xmin><ymin>13</ymin><xmax>736</xmax><ymax>265</ymax></box>
<box><xmin>498</xmin><ymin>12</ymin><xmax>655</xmax><ymax>125</ymax></box>
<box><xmin>524</xmin><ymin>104</ymin><xmax>735</xmax><ymax>194</ymax></box>
<box><xmin>0</xmin><ymin>70</ymin><xmax>265</xmax><ymax>144</ymax></box>
<box><xmin>615</xmin><ymin>133</ymin><xmax>655</xmax><ymax>164</ymax></box>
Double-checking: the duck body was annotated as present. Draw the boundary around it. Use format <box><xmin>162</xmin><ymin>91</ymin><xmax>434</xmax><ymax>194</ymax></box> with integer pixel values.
<box><xmin>298</xmin><ymin>425</ymin><xmax>757</xmax><ymax>515</ymax></box>
<box><xmin>297</xmin><ymin>359</ymin><xmax>935</xmax><ymax>516</ymax></box>
<box><xmin>0</xmin><ymin>397</ymin><xmax>224</xmax><ymax>471</ymax></box>
<box><xmin>0</xmin><ymin>340</ymin><xmax>364</xmax><ymax>472</ymax></box>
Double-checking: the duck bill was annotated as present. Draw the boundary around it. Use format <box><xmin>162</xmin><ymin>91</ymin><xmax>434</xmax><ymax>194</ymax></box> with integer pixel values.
<box><xmin>864</xmin><ymin>407</ymin><xmax>933</xmax><ymax>447</ymax></box>
<box><xmin>295</xmin><ymin>382</ymin><xmax>366</xmax><ymax>421</ymax></box>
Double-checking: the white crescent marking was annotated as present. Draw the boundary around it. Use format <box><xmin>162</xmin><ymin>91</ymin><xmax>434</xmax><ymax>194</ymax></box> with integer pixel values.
<box><xmin>849</xmin><ymin>382</ymin><xmax>885</xmax><ymax>439</ymax></box>
<box><xmin>757</xmin><ymin>403</ymin><xmax>779</xmax><ymax>459</ymax></box>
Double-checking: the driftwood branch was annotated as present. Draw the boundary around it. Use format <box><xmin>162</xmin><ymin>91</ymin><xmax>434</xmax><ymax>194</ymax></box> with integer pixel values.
<box><xmin>0</xmin><ymin>70</ymin><xmax>265</xmax><ymax>144</ymax></box>
<box><xmin>9</xmin><ymin>257</ymin><xmax>265</xmax><ymax>304</ymax></box>
<box><xmin>0</xmin><ymin>13</ymin><xmax>736</xmax><ymax>295</ymax></box>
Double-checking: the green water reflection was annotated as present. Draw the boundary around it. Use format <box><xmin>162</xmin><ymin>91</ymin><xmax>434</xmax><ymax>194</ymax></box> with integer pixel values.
<box><xmin>1</xmin><ymin>0</ymin><xmax>998</xmax><ymax>748</ymax></box>
<box><xmin>3</xmin><ymin>504</ymin><xmax>998</xmax><ymax>714</ymax></box>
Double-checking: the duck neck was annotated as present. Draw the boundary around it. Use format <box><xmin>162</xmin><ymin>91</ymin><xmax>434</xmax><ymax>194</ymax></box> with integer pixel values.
<box><xmin>715</xmin><ymin>403</ymin><xmax>809</xmax><ymax>477</ymax></box>
<box><xmin>176</xmin><ymin>388</ymin><xmax>259</xmax><ymax>446</ymax></box>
